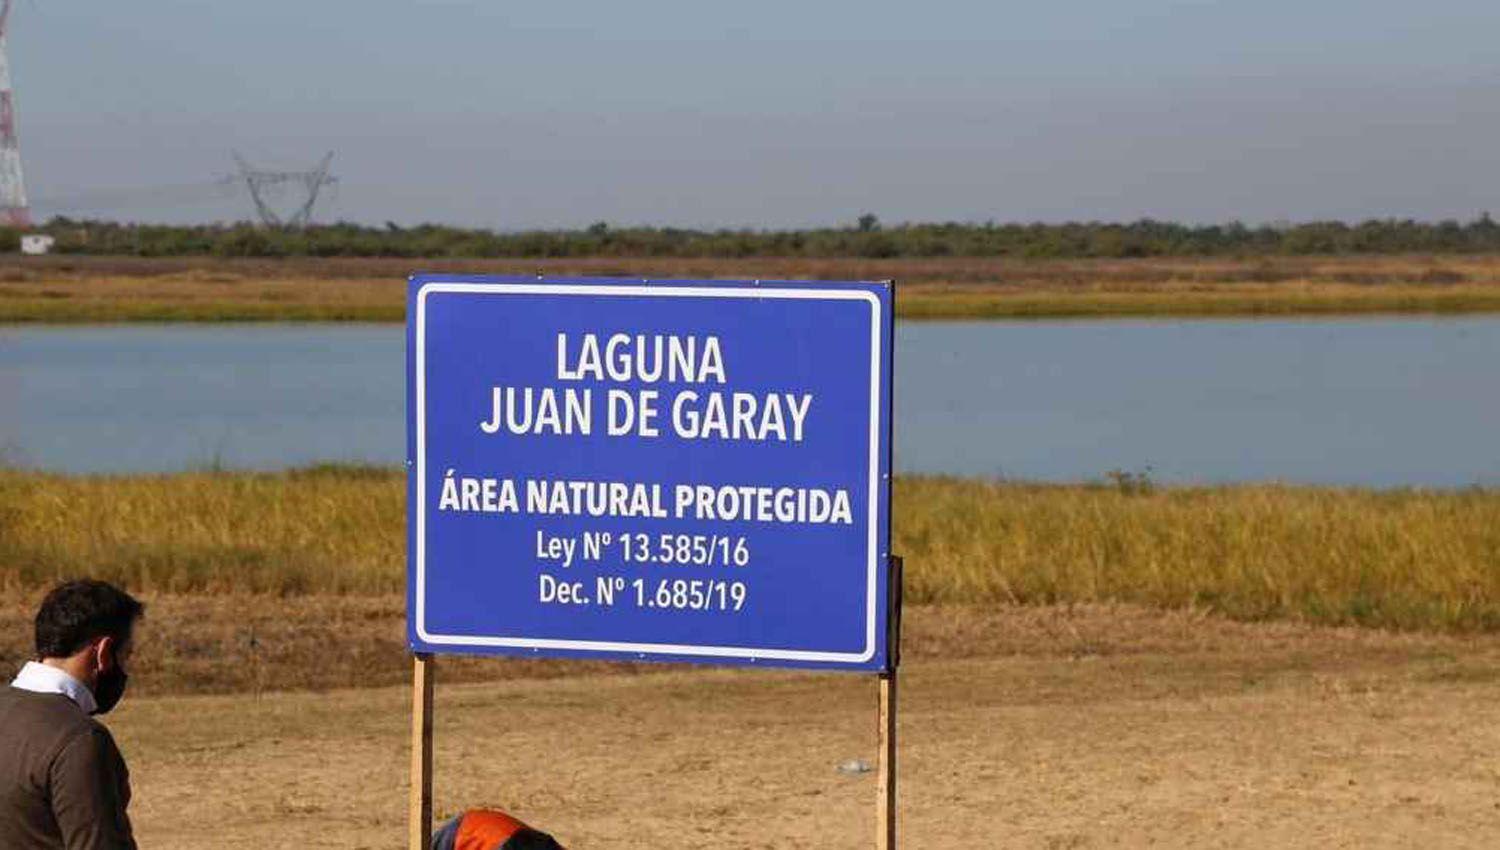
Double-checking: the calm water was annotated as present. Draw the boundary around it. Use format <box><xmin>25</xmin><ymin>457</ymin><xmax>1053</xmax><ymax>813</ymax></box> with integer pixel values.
<box><xmin>3</xmin><ymin>319</ymin><xmax>1498</xmax><ymax>486</ymax></box>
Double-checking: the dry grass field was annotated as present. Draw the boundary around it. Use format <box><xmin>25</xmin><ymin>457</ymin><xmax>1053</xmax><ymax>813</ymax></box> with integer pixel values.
<box><xmin>5</xmin><ymin>468</ymin><xmax>1500</xmax><ymax>637</ymax></box>
<box><xmin>5</xmin><ymin>254</ymin><xmax>1500</xmax><ymax>321</ymax></box>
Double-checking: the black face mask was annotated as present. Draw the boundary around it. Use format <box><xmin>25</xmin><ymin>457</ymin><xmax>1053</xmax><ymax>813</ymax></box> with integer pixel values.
<box><xmin>91</xmin><ymin>666</ymin><xmax>128</xmax><ymax>716</ymax></box>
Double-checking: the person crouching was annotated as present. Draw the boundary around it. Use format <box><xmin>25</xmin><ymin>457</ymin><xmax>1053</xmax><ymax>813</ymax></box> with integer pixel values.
<box><xmin>433</xmin><ymin>809</ymin><xmax>564</xmax><ymax>850</ymax></box>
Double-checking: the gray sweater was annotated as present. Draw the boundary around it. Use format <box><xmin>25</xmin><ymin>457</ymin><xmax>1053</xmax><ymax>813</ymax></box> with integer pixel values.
<box><xmin>0</xmin><ymin>687</ymin><xmax>136</xmax><ymax>850</ymax></box>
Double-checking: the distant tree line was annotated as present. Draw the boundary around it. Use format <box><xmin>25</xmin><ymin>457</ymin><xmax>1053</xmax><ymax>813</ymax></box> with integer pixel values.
<box><xmin>7</xmin><ymin>214</ymin><xmax>1500</xmax><ymax>258</ymax></box>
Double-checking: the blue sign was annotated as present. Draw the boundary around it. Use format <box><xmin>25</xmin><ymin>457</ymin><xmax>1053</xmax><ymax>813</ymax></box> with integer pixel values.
<box><xmin>407</xmin><ymin>275</ymin><xmax>893</xmax><ymax>671</ymax></box>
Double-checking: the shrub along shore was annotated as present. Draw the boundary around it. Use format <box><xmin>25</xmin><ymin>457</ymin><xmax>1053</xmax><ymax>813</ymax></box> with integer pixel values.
<box><xmin>3</xmin><ymin>467</ymin><xmax>1498</xmax><ymax>633</ymax></box>
<box><xmin>15</xmin><ymin>216</ymin><xmax>1500</xmax><ymax>259</ymax></box>
<box><xmin>5</xmin><ymin>254</ymin><xmax>1500</xmax><ymax>321</ymax></box>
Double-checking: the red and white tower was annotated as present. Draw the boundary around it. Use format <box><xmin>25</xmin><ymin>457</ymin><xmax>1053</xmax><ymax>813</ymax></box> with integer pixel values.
<box><xmin>0</xmin><ymin>0</ymin><xmax>30</xmax><ymax>228</ymax></box>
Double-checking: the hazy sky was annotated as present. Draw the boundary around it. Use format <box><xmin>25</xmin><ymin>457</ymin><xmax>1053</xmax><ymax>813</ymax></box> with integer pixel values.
<box><xmin>13</xmin><ymin>0</ymin><xmax>1500</xmax><ymax>228</ymax></box>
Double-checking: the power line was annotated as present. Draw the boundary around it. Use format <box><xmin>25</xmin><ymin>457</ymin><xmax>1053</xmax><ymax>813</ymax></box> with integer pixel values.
<box><xmin>31</xmin><ymin>179</ymin><xmax>240</xmax><ymax>215</ymax></box>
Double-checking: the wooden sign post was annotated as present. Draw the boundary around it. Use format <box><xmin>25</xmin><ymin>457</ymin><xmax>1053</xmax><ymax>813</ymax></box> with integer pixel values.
<box><xmin>877</xmin><ymin>670</ymin><xmax>897</xmax><ymax>850</ymax></box>
<box><xmin>878</xmin><ymin>555</ymin><xmax>904</xmax><ymax>850</ymax></box>
<box><xmin>410</xmin><ymin>653</ymin><xmax>434</xmax><ymax>850</ymax></box>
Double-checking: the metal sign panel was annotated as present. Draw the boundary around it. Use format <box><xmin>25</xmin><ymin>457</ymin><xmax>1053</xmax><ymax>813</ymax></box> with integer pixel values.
<box><xmin>406</xmin><ymin>275</ymin><xmax>893</xmax><ymax>671</ymax></box>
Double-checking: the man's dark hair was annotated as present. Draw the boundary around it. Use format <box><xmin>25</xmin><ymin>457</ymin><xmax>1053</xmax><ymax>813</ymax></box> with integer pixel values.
<box><xmin>508</xmin><ymin>830</ymin><xmax>565</xmax><ymax>850</ymax></box>
<box><xmin>34</xmin><ymin>580</ymin><xmax>145</xmax><ymax>659</ymax></box>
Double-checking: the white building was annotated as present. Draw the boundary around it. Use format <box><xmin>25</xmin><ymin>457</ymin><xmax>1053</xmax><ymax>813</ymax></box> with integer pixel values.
<box><xmin>20</xmin><ymin>234</ymin><xmax>54</xmax><ymax>255</ymax></box>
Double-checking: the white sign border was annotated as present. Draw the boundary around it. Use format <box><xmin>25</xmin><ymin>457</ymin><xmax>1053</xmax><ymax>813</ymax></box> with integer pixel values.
<box><xmin>414</xmin><ymin>280</ymin><xmax>885</xmax><ymax>664</ymax></box>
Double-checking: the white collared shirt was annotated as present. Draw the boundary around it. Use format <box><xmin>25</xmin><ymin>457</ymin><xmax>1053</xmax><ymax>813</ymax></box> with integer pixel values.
<box><xmin>9</xmin><ymin>661</ymin><xmax>98</xmax><ymax>715</ymax></box>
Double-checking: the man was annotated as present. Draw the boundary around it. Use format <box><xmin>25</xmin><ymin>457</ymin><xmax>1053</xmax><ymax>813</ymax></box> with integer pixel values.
<box><xmin>1</xmin><ymin>580</ymin><xmax>143</xmax><ymax>850</ymax></box>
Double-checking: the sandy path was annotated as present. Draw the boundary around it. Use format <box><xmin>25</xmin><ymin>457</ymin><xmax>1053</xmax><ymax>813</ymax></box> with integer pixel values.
<box><xmin>103</xmin><ymin>618</ymin><xmax>1500</xmax><ymax>849</ymax></box>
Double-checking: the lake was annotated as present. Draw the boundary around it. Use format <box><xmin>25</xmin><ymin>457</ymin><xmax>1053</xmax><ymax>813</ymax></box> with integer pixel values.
<box><xmin>3</xmin><ymin>318</ymin><xmax>1497</xmax><ymax>486</ymax></box>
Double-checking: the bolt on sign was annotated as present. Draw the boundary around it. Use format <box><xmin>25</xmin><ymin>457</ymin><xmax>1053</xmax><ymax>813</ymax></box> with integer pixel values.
<box><xmin>406</xmin><ymin>275</ymin><xmax>901</xmax><ymax>848</ymax></box>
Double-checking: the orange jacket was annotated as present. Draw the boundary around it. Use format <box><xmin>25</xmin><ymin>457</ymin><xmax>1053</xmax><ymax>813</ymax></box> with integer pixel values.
<box><xmin>432</xmin><ymin>809</ymin><xmax>564</xmax><ymax>850</ymax></box>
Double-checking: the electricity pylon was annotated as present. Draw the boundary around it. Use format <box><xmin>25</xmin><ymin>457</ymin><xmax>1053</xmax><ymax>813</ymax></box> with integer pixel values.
<box><xmin>0</xmin><ymin>0</ymin><xmax>31</xmax><ymax>228</ymax></box>
<box><xmin>232</xmin><ymin>151</ymin><xmax>337</xmax><ymax>228</ymax></box>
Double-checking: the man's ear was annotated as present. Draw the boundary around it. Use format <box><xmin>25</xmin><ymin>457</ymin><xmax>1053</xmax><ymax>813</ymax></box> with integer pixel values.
<box><xmin>94</xmin><ymin>635</ymin><xmax>117</xmax><ymax>673</ymax></box>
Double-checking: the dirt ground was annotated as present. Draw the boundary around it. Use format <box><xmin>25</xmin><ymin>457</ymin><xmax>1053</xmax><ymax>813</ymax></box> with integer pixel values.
<box><xmin>70</xmin><ymin>603</ymin><xmax>1500</xmax><ymax>848</ymax></box>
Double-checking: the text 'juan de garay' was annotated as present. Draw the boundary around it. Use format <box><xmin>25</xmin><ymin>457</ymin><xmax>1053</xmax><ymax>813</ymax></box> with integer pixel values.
<box><xmin>478</xmin><ymin>333</ymin><xmax>815</xmax><ymax>442</ymax></box>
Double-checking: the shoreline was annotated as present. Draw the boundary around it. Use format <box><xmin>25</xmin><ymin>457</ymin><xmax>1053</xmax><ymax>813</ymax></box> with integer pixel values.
<box><xmin>6</xmin><ymin>253</ymin><xmax>1500</xmax><ymax>322</ymax></box>
<box><xmin>5</xmin><ymin>286</ymin><xmax>1500</xmax><ymax>323</ymax></box>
